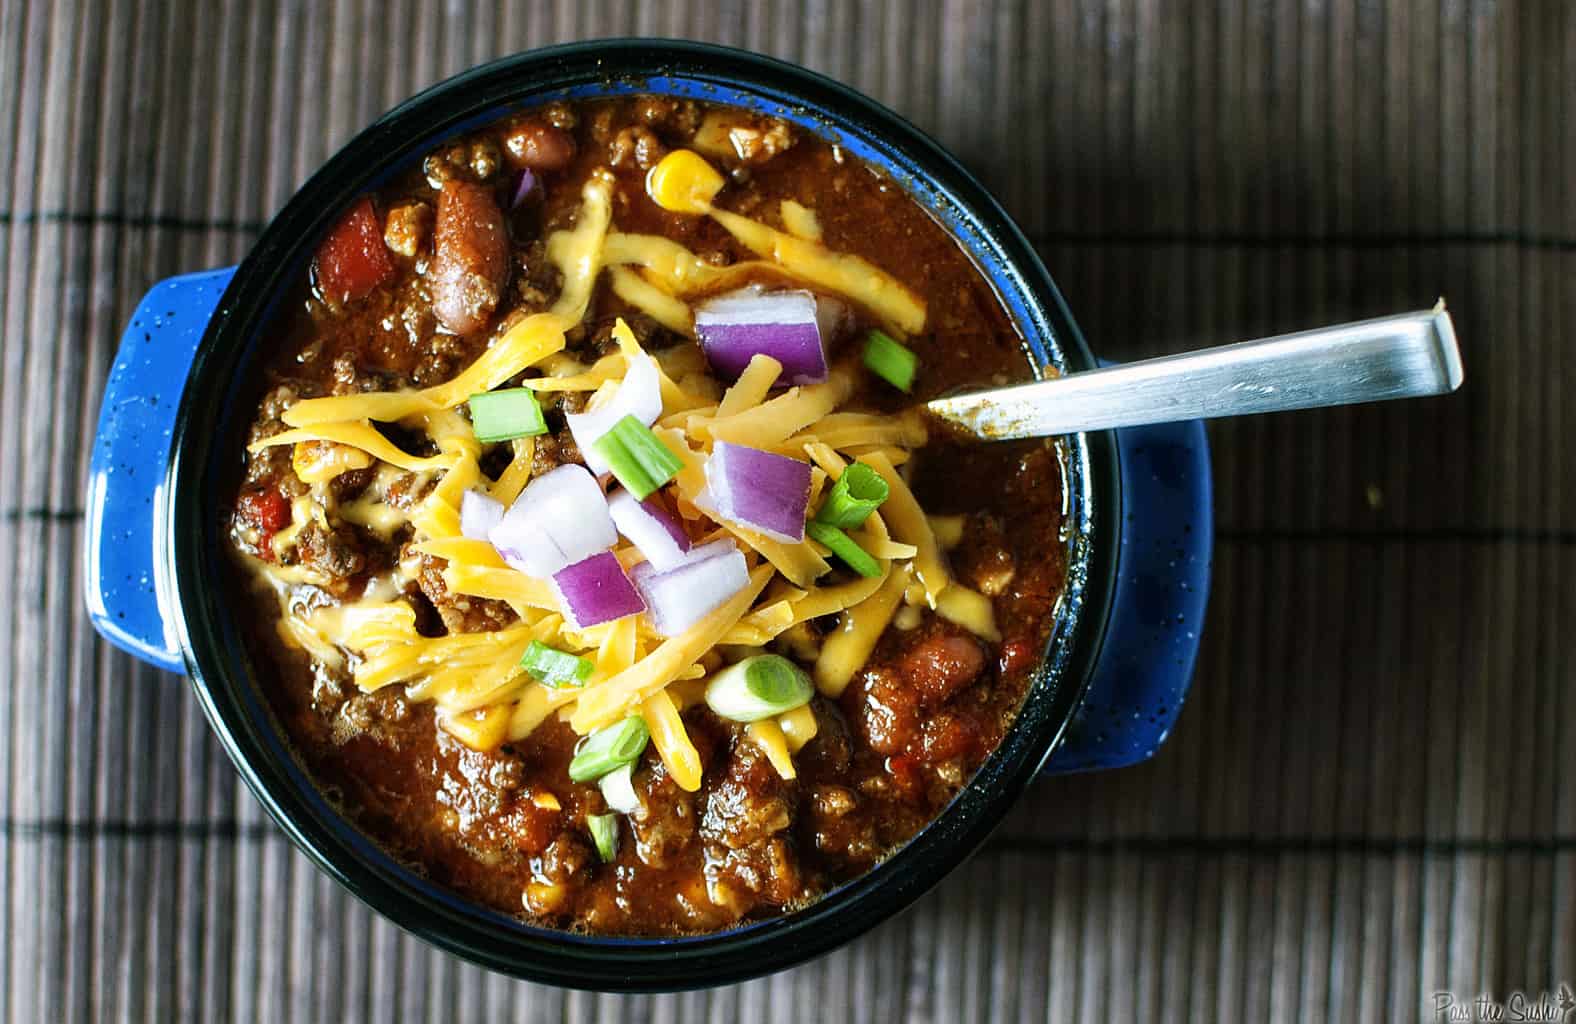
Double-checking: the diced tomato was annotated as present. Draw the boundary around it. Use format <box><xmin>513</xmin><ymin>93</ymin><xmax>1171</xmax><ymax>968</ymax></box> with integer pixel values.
<box><xmin>238</xmin><ymin>488</ymin><xmax>291</xmax><ymax>551</ymax></box>
<box><xmin>313</xmin><ymin>197</ymin><xmax>394</xmax><ymax>305</ymax></box>
<box><xmin>885</xmin><ymin>754</ymin><xmax>925</xmax><ymax>803</ymax></box>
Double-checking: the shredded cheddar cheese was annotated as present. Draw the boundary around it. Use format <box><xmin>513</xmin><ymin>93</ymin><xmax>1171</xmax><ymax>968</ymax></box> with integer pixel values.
<box><xmin>608</xmin><ymin>265</ymin><xmax>693</xmax><ymax>334</ymax></box>
<box><xmin>236</xmin><ymin>151</ymin><xmax>1025</xmax><ymax>806</ymax></box>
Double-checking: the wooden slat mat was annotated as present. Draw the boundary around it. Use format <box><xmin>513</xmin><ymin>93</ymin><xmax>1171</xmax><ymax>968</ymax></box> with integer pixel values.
<box><xmin>0</xmin><ymin>1</ymin><xmax>1569</xmax><ymax>1020</ymax></box>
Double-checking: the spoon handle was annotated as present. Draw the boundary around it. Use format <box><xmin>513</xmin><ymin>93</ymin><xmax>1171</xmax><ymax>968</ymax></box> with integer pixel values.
<box><xmin>926</xmin><ymin>304</ymin><xmax>1463</xmax><ymax>440</ymax></box>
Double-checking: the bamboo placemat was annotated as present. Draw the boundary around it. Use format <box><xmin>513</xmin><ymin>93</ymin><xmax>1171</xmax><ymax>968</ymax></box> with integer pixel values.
<box><xmin>0</xmin><ymin>1</ymin><xmax>1570</xmax><ymax>1020</ymax></box>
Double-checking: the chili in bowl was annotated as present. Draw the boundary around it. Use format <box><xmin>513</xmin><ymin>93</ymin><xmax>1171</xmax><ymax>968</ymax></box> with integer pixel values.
<box><xmin>86</xmin><ymin>40</ymin><xmax>1211</xmax><ymax>989</ymax></box>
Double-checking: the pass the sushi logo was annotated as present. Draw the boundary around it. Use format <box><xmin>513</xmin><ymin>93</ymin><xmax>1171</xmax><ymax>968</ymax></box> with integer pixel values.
<box><xmin>1431</xmin><ymin>984</ymin><xmax>1576</xmax><ymax>1022</ymax></box>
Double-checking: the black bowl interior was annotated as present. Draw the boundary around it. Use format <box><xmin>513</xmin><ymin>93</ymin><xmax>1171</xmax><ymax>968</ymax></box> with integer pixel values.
<box><xmin>163</xmin><ymin>40</ymin><xmax>1121</xmax><ymax>990</ymax></box>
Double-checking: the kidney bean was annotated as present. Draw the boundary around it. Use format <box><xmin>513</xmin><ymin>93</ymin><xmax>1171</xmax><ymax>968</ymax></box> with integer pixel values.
<box><xmin>430</xmin><ymin>179</ymin><xmax>509</xmax><ymax>334</ymax></box>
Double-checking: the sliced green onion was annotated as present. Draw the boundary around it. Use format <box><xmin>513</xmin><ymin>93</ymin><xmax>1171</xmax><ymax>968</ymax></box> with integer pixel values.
<box><xmin>862</xmin><ymin>330</ymin><xmax>918</xmax><ymax>392</ymax></box>
<box><xmin>814</xmin><ymin>463</ymin><xmax>889</xmax><ymax>529</ymax></box>
<box><xmin>587</xmin><ymin>812</ymin><xmax>618</xmax><ymax>863</ymax></box>
<box><xmin>598</xmin><ymin>762</ymin><xmax>642</xmax><ymax>814</ymax></box>
<box><xmin>805</xmin><ymin>520</ymin><xmax>883</xmax><ymax>578</ymax></box>
<box><xmin>591</xmin><ymin>414</ymin><xmax>685</xmax><ymax>498</ymax></box>
<box><xmin>468</xmin><ymin>388</ymin><xmax>547</xmax><ymax>442</ymax></box>
<box><xmin>704</xmin><ymin>654</ymin><xmax>815</xmax><ymax>723</ymax></box>
<box><xmin>567</xmin><ymin>715</ymin><xmax>649</xmax><ymax>783</ymax></box>
<box><xmin>520</xmin><ymin>640</ymin><xmax>593</xmax><ymax>688</ymax></box>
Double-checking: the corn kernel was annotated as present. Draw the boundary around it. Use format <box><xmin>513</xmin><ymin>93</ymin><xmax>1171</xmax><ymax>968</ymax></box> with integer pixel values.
<box><xmin>524</xmin><ymin>881</ymin><xmax>569</xmax><ymax>916</ymax></box>
<box><xmin>292</xmin><ymin>441</ymin><xmax>372</xmax><ymax>484</ymax></box>
<box><xmin>645</xmin><ymin>149</ymin><xmax>725</xmax><ymax>214</ymax></box>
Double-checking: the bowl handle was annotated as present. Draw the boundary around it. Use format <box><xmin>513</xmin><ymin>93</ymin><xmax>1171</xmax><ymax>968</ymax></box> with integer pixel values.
<box><xmin>1040</xmin><ymin>415</ymin><xmax>1213</xmax><ymax>774</ymax></box>
<box><xmin>85</xmin><ymin>267</ymin><xmax>237</xmax><ymax>672</ymax></box>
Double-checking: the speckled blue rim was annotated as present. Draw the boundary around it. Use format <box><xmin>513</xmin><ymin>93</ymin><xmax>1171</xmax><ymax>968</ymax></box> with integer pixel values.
<box><xmin>162</xmin><ymin>40</ymin><xmax>1122</xmax><ymax>990</ymax></box>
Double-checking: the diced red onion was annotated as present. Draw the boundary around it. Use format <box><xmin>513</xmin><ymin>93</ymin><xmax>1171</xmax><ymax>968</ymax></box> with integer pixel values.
<box><xmin>607</xmin><ymin>489</ymin><xmax>692</xmax><ymax>571</ymax></box>
<box><xmin>511</xmin><ymin>168</ymin><xmax>538</xmax><ymax>209</ymax></box>
<box><xmin>700</xmin><ymin>442</ymin><xmax>812</xmax><ymax>544</ymax></box>
<box><xmin>631</xmin><ymin>540</ymin><xmax>749</xmax><ymax>636</ymax></box>
<box><xmin>460</xmin><ymin>489</ymin><xmax>503</xmax><ymax>541</ymax></box>
<box><xmin>567</xmin><ymin>351</ymin><xmax>664</xmax><ymax>475</ymax></box>
<box><xmin>694</xmin><ymin>288</ymin><xmax>828</xmax><ymax>385</ymax></box>
<box><xmin>814</xmin><ymin>294</ymin><xmax>851</xmax><ymax>346</ymax></box>
<box><xmin>489</xmin><ymin>464</ymin><xmax>616</xmax><ymax>578</ymax></box>
<box><xmin>552</xmin><ymin>551</ymin><xmax>646</xmax><ymax>629</ymax></box>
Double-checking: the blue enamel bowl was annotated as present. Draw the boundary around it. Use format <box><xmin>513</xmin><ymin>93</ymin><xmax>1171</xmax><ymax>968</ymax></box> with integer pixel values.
<box><xmin>85</xmin><ymin>40</ymin><xmax>1211</xmax><ymax>990</ymax></box>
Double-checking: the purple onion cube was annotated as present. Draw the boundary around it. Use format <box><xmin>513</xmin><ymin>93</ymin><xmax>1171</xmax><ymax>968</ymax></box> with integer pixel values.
<box><xmin>694</xmin><ymin>289</ymin><xmax>827</xmax><ymax>385</ymax></box>
<box><xmin>702</xmin><ymin>442</ymin><xmax>812</xmax><ymax>544</ymax></box>
<box><xmin>551</xmin><ymin>551</ymin><xmax>646</xmax><ymax>630</ymax></box>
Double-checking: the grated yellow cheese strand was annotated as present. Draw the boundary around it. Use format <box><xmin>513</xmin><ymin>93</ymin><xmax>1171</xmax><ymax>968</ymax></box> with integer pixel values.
<box><xmin>507</xmin><ymin>683</ymin><xmax>582</xmax><ymax>742</ymax></box>
<box><xmin>789</xmin><ymin>571</ymin><xmax>889</xmax><ymax>623</ymax></box>
<box><xmin>723</xmin><ymin>511</ymin><xmax>898</xmax><ymax>642</ymax></box>
<box><xmin>641</xmin><ymin>689</ymin><xmax>703</xmax><ymax>791</ymax></box>
<box><xmin>655</xmin><ymin>342</ymin><xmax>711</xmax><ymax>381</ymax></box>
<box><xmin>783</xmin><ymin>410</ymin><xmax>928</xmax><ymax>453</ymax></box>
<box><xmin>935</xmin><ymin>583</ymin><xmax>1001</xmax><ymax>642</ymax></box>
<box><xmin>814</xmin><ymin>563</ymin><xmax>912</xmax><ymax>697</ymax></box>
<box><xmin>720</xmin><ymin>598</ymin><xmax>798</xmax><ymax>646</ymax></box>
<box><xmin>596</xmin><ymin>616</ymin><xmax>639</xmax><ymax>680</ymax></box>
<box><xmin>488</xmin><ymin>437</ymin><xmax>535</xmax><ymax>506</ymax></box>
<box><xmin>777</xmin><ymin>704</ymin><xmax>819</xmax><ymax>753</ymax></box>
<box><xmin>659</xmin><ymin>425</ymin><xmax>708</xmax><ymax>495</ymax></box>
<box><xmin>861</xmin><ymin>452</ymin><xmax>949</xmax><ymax>606</ymax></box>
<box><xmin>718</xmin><ymin>524</ymin><xmax>830</xmax><ymax>589</ymax></box>
<box><xmin>428</xmin><ymin>313</ymin><xmax>575</xmax><ymax>410</ymax></box>
<box><xmin>443</xmin><ymin>564</ymin><xmax>559</xmax><ymax>612</ymax></box>
<box><xmin>666</xmin><ymin>676</ymin><xmax>708</xmax><ymax>711</ymax></box>
<box><xmin>354</xmin><ymin>619</ymin><xmax>542</xmax><ymax>694</ymax></box>
<box><xmin>282</xmin><ymin>313</ymin><xmax>571</xmax><ymax>426</ymax></box>
<box><xmin>292</xmin><ymin>441</ymin><xmax>371</xmax><ymax>483</ymax></box>
<box><xmin>746</xmin><ymin>719</ymin><xmax>796</xmax><ymax>780</ymax></box>
<box><xmin>603</xmin><ymin>232</ymin><xmax>756</xmax><ymax>294</ymax></box>
<box><xmin>337</xmin><ymin>601</ymin><xmax>421</xmax><ymax>646</ymax></box>
<box><xmin>546</xmin><ymin>174</ymin><xmax>615</xmax><ymax>322</ymax></box>
<box><xmin>927</xmin><ymin>514</ymin><xmax>967</xmax><ymax>549</ymax></box>
<box><xmin>429</xmin><ymin>448</ymin><xmax>479</xmax><ymax>503</ymax></box>
<box><xmin>438</xmin><ymin>704</ymin><xmax>514</xmax><ymax>752</ymax></box>
<box><xmin>412</xmin><ymin>537</ymin><xmax>507</xmax><ymax>569</ymax></box>
<box><xmin>249</xmin><ymin>421</ymin><xmax>459</xmax><ymax>473</ymax></box>
<box><xmin>428</xmin><ymin>645</ymin><xmax>534</xmax><ymax>713</ymax></box>
<box><xmin>848</xmin><ymin>534</ymin><xmax>919</xmax><ymax>561</ymax></box>
<box><xmin>571</xmin><ymin>565</ymin><xmax>773</xmax><ymax>733</ymax></box>
<box><xmin>279</xmin><ymin>390</ymin><xmax>442</xmax><ymax>428</ymax></box>
<box><xmin>280</xmin><ymin>614</ymin><xmax>344</xmax><ymax>668</ymax></box>
<box><xmin>843</xmin><ymin>445</ymin><xmax>911</xmax><ymax>466</ymax></box>
<box><xmin>411</xmin><ymin>455</ymin><xmax>479</xmax><ymax>540</ymax></box>
<box><xmin>716</xmin><ymin>354</ymin><xmax>783</xmax><ymax>418</ymax></box>
<box><xmin>653</xmin><ymin>364</ymin><xmax>717</xmax><ymax>415</ymax></box>
<box><xmin>807</xmin><ymin>467</ymin><xmax>829</xmax><ymax>509</ymax></box>
<box><xmin>704</xmin><ymin>367</ymin><xmax>854</xmax><ymax>448</ymax></box>
<box><xmin>708</xmin><ymin>207</ymin><xmax>926</xmax><ymax>334</ymax></box>
<box><xmin>609</xmin><ymin>266</ymin><xmax>693</xmax><ymax>335</ymax></box>
<box><xmin>802</xmin><ymin>440</ymin><xmax>848</xmax><ymax>477</ymax></box>
<box><xmin>518</xmin><ymin>353</ymin><xmax>623</xmax><ymax>392</ymax></box>
<box><xmin>340</xmin><ymin>491</ymin><xmax>417</xmax><ymax>540</ymax></box>
<box><xmin>417</xmin><ymin>407</ymin><xmax>483</xmax><ymax>460</ymax></box>
<box><xmin>779</xmin><ymin>200</ymin><xmax>822</xmax><ymax>242</ymax></box>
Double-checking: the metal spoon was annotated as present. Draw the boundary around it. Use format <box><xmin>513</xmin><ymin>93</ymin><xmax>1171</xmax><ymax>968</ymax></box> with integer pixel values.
<box><xmin>925</xmin><ymin>303</ymin><xmax>1463</xmax><ymax>440</ymax></box>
